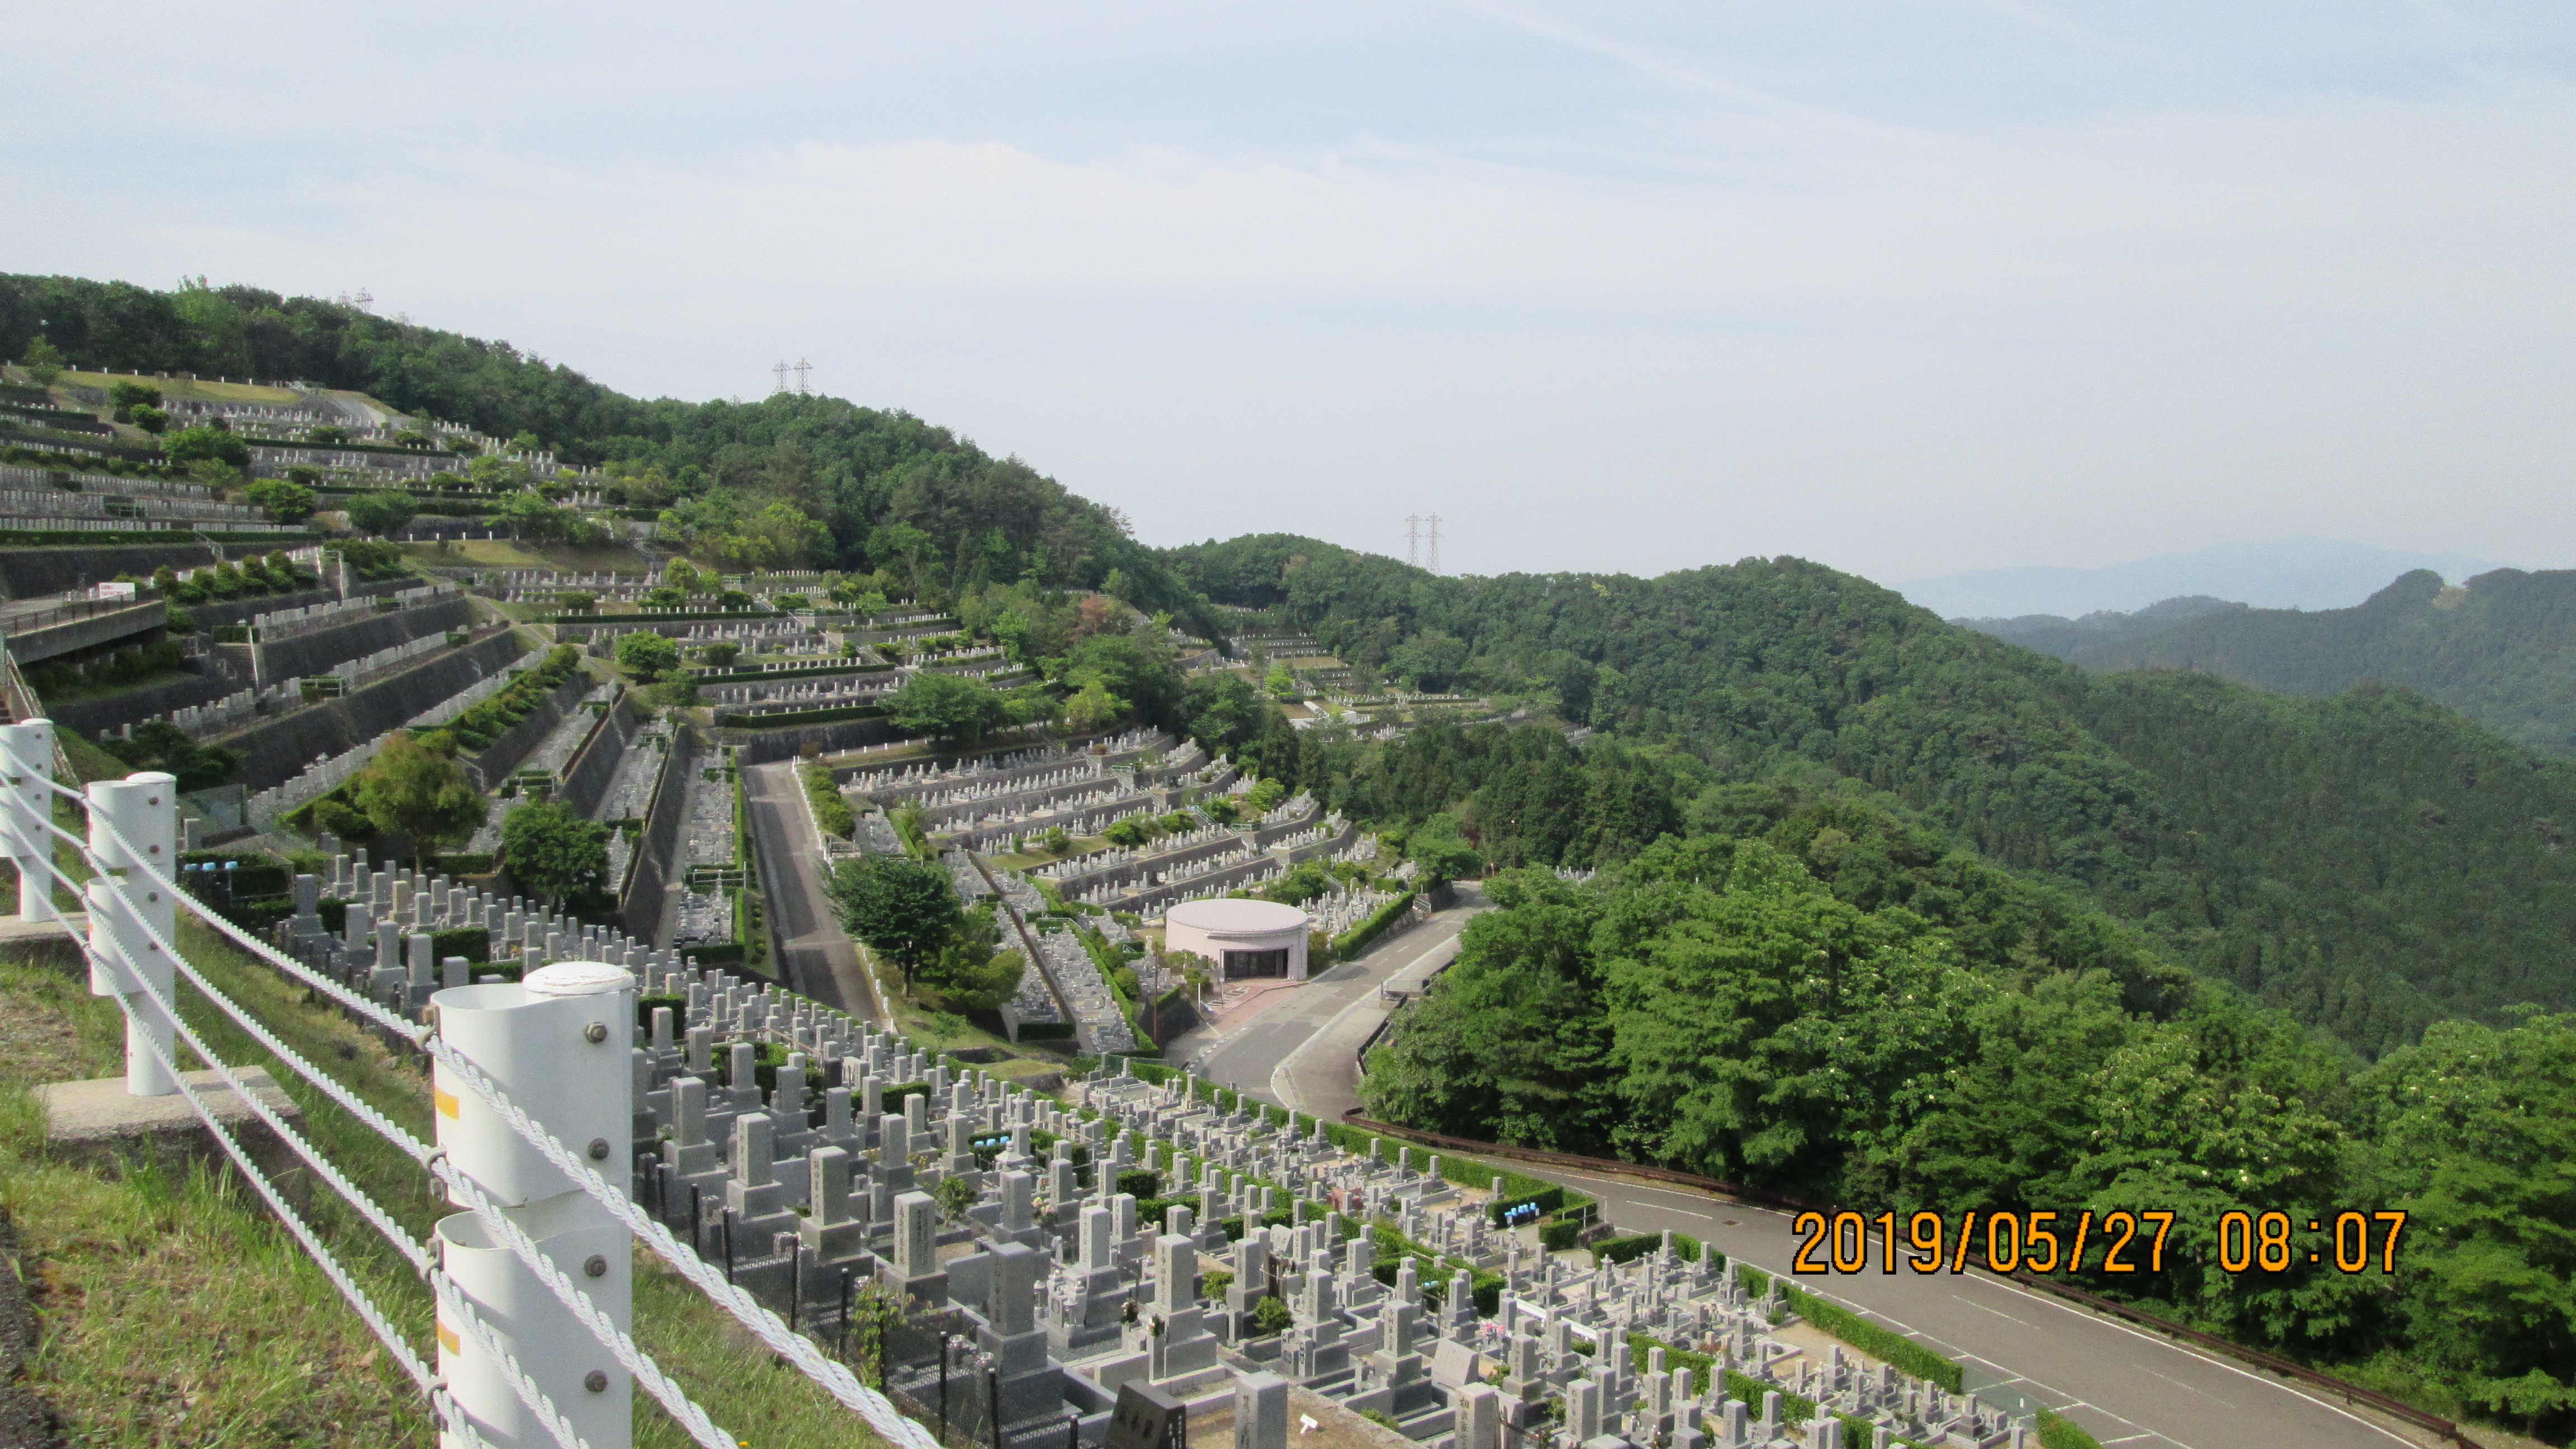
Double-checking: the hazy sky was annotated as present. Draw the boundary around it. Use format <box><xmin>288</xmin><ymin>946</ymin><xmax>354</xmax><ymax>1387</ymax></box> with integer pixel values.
<box><xmin>7</xmin><ymin>3</ymin><xmax>2573</xmax><ymax>583</ymax></box>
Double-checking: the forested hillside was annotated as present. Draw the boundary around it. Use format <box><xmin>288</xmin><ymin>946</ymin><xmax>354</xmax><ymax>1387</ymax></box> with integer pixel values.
<box><xmin>0</xmin><ymin>273</ymin><xmax>1224</xmax><ymax>637</ymax></box>
<box><xmin>1953</xmin><ymin>594</ymin><xmax>2243</xmax><ymax>660</ymax></box>
<box><xmin>1346</xmin><ymin>761</ymin><xmax>2573</xmax><ymax>1432</ymax></box>
<box><xmin>1171</xmin><ymin>536</ymin><xmax>2576</xmax><ymax>1053</ymax></box>
<box><xmin>2072</xmin><ymin>567</ymin><xmax>2576</xmax><ymax>755</ymax></box>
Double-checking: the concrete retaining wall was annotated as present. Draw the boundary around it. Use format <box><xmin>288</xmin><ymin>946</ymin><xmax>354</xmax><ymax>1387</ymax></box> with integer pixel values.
<box><xmin>45</xmin><ymin>667</ymin><xmax>232</xmax><ymax>738</ymax></box>
<box><xmin>0</xmin><ymin>542</ymin><xmax>316</xmax><ymax>599</ymax></box>
<box><xmin>4</xmin><ymin>600</ymin><xmax>168</xmax><ymax>664</ymax></box>
<box><xmin>558</xmin><ymin>691</ymin><xmax>642</xmax><ymax>819</ymax></box>
<box><xmin>212</xmin><ymin>628</ymin><xmax>526</xmax><ymax>791</ymax></box>
<box><xmin>463</xmin><ymin>674</ymin><xmax>590</xmax><ymax>791</ymax></box>
<box><xmin>251</xmin><ymin>596</ymin><xmax>473</xmax><ymax>684</ymax></box>
<box><xmin>719</xmin><ymin>715</ymin><xmax>913</xmax><ymax>765</ymax></box>
<box><xmin>622</xmin><ymin>727</ymin><xmax>700</xmax><ymax>943</ymax></box>
<box><xmin>187</xmin><ymin>576</ymin><xmax>411</xmax><ymax>629</ymax></box>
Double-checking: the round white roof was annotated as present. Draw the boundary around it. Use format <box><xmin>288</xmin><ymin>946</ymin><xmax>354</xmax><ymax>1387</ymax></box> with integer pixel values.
<box><xmin>1167</xmin><ymin>897</ymin><xmax>1309</xmax><ymax>936</ymax></box>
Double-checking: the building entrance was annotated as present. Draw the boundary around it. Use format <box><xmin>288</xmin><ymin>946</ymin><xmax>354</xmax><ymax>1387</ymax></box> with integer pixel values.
<box><xmin>1223</xmin><ymin>948</ymin><xmax>1290</xmax><ymax>979</ymax></box>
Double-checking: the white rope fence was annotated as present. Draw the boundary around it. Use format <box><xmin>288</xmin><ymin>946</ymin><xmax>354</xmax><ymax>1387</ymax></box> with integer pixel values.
<box><xmin>0</xmin><ymin>733</ymin><xmax>945</xmax><ymax>1449</ymax></box>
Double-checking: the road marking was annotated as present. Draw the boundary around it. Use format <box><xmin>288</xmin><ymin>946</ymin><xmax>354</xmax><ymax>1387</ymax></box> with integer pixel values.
<box><xmin>2143</xmin><ymin>1369</ymin><xmax>2231</xmax><ymax>1407</ymax></box>
<box><xmin>1953</xmin><ymin>1296</ymin><xmax>2036</xmax><ymax>1329</ymax></box>
<box><xmin>1526</xmin><ymin>1163</ymin><xmax>2405</xmax><ymax>1449</ymax></box>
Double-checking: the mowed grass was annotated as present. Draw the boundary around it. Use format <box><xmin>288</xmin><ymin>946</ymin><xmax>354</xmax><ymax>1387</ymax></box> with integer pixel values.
<box><xmin>55</xmin><ymin>372</ymin><xmax>301</xmax><ymax>405</ymax></box>
<box><xmin>0</xmin><ymin>916</ymin><xmax>893</xmax><ymax>1447</ymax></box>
<box><xmin>402</xmin><ymin>538</ymin><xmax>655</xmax><ymax>572</ymax></box>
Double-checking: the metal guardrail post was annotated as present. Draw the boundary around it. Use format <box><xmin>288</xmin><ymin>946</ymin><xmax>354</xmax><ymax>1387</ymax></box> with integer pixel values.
<box><xmin>0</xmin><ymin>718</ymin><xmax>56</xmax><ymax>922</ymax></box>
<box><xmin>86</xmin><ymin>770</ymin><xmax>178</xmax><ymax>1096</ymax></box>
<box><xmin>431</xmin><ymin>960</ymin><xmax>636</xmax><ymax>1449</ymax></box>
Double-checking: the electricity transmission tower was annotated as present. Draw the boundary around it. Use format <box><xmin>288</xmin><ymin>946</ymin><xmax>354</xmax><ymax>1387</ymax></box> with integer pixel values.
<box><xmin>1404</xmin><ymin>515</ymin><xmax>1423</xmax><ymax>569</ymax></box>
<box><xmin>1426</xmin><ymin>514</ymin><xmax>1442</xmax><ymax>576</ymax></box>
<box><xmin>793</xmin><ymin>358</ymin><xmax>812</xmax><ymax>395</ymax></box>
<box><xmin>771</xmin><ymin>361</ymin><xmax>789</xmax><ymax>395</ymax></box>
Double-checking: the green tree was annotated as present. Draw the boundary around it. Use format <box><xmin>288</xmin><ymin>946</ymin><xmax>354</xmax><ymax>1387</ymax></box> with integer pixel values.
<box><xmin>162</xmin><ymin>424</ymin><xmax>251</xmax><ymax>471</ymax></box>
<box><xmin>1263</xmin><ymin>663</ymin><xmax>1299</xmax><ymax>700</ymax></box>
<box><xmin>1405</xmin><ymin>813</ymin><xmax>1483</xmax><ymax>882</ymax></box>
<box><xmin>351</xmin><ymin>731</ymin><xmax>487</xmax><ymax>849</ymax></box>
<box><xmin>2354</xmin><ymin>1013</ymin><xmax>2576</xmax><ymax>1426</ymax></box>
<box><xmin>98</xmin><ymin>721</ymin><xmax>238</xmax><ymax>792</ymax></box>
<box><xmin>18</xmin><ymin>336</ymin><xmax>64</xmax><ymax>386</ymax></box>
<box><xmin>1181</xmin><ymin>672</ymin><xmax>1268</xmax><ymax>752</ymax></box>
<box><xmin>884</xmin><ymin>672</ymin><xmax>1007</xmax><ymax>745</ymax></box>
<box><xmin>555</xmin><ymin>590</ymin><xmax>598</xmax><ymax>613</ymax></box>
<box><xmin>243</xmin><ymin>477</ymin><xmax>317</xmax><ymax>523</ymax></box>
<box><xmin>828</xmin><ymin>854</ymin><xmax>964</xmax><ymax>991</ymax></box>
<box><xmin>499</xmin><ymin>489</ymin><xmax>583</xmax><ymax>542</ymax></box>
<box><xmin>699</xmin><ymin>641</ymin><xmax>740</xmax><ymax>669</ymax></box>
<box><xmin>1064</xmin><ymin>680</ymin><xmax>1124</xmax><ymax>733</ymax></box>
<box><xmin>501</xmin><ymin>800</ymin><xmax>609</xmax><ymax>901</ymax></box>
<box><xmin>128</xmin><ymin>404</ymin><xmax>168</xmax><ymax>434</ymax></box>
<box><xmin>344</xmin><ymin>489</ymin><xmax>418</xmax><ymax>536</ymax></box>
<box><xmin>614</xmin><ymin>631</ymin><xmax>681</xmax><ymax>681</ymax></box>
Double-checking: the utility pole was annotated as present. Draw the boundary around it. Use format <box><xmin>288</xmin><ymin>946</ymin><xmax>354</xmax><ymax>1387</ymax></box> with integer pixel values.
<box><xmin>793</xmin><ymin>358</ymin><xmax>813</xmax><ymax>395</ymax></box>
<box><xmin>1404</xmin><ymin>515</ymin><xmax>1422</xmax><ymax>570</ymax></box>
<box><xmin>1426</xmin><ymin>514</ymin><xmax>1442</xmax><ymax>576</ymax></box>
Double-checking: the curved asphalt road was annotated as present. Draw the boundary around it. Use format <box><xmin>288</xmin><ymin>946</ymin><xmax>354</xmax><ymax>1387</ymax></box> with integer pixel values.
<box><xmin>1177</xmin><ymin>889</ymin><xmax>2445</xmax><ymax>1449</ymax></box>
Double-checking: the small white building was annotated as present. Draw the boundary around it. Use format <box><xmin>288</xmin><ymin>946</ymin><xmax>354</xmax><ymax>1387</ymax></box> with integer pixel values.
<box><xmin>1166</xmin><ymin>897</ymin><xmax>1311</xmax><ymax>981</ymax></box>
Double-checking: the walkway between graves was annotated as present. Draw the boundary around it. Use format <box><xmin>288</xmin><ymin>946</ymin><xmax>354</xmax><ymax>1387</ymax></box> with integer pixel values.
<box><xmin>744</xmin><ymin>759</ymin><xmax>879</xmax><ymax>1021</ymax></box>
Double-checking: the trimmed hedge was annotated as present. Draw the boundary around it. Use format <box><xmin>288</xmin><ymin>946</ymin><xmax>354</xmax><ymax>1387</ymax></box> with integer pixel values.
<box><xmin>1333</xmin><ymin>890</ymin><xmax>1417</xmax><ymax>958</ymax></box>
<box><xmin>438</xmin><ymin>851</ymin><xmax>497</xmax><ymax>875</ymax></box>
<box><xmin>1488</xmin><ymin>1185</ymin><xmax>1569</xmax><ymax>1227</ymax></box>
<box><xmin>802</xmin><ymin>760</ymin><xmax>854</xmax><ymax>837</ymax></box>
<box><xmin>1782</xmin><ymin>1282</ymin><xmax>1962</xmax><ymax>1393</ymax></box>
<box><xmin>681</xmin><ymin>942</ymin><xmax>745</xmax><ymax>965</ymax></box>
<box><xmin>429</xmin><ymin>926</ymin><xmax>489</xmax><ymax>964</ymax></box>
<box><xmin>2038</xmin><ymin>1412</ymin><xmax>2103</xmax><ymax>1449</ymax></box>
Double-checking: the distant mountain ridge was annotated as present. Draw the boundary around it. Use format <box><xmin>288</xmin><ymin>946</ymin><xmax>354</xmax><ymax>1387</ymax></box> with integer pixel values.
<box><xmin>1898</xmin><ymin>537</ymin><xmax>2512</xmax><ymax>618</ymax></box>
<box><xmin>2071</xmin><ymin>567</ymin><xmax>2576</xmax><ymax>755</ymax></box>
<box><xmin>1953</xmin><ymin>594</ymin><xmax>2245</xmax><ymax>661</ymax></box>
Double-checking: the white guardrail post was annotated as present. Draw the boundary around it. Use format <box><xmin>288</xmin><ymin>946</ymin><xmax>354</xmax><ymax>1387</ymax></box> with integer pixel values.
<box><xmin>432</xmin><ymin>962</ymin><xmax>636</xmax><ymax>1449</ymax></box>
<box><xmin>0</xmin><ymin>718</ymin><xmax>56</xmax><ymax>923</ymax></box>
<box><xmin>86</xmin><ymin>770</ymin><xmax>179</xmax><ymax>1096</ymax></box>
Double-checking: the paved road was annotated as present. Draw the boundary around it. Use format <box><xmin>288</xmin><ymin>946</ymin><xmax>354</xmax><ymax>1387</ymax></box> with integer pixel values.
<box><xmin>1185</xmin><ymin>884</ymin><xmax>2443</xmax><ymax>1449</ymax></box>
<box><xmin>742</xmin><ymin>761</ymin><xmax>879</xmax><ymax>1021</ymax></box>
<box><xmin>1170</xmin><ymin>884</ymin><xmax>1487</xmax><ymax>1118</ymax></box>
<box><xmin>1540</xmin><ymin>1167</ymin><xmax>2433</xmax><ymax>1449</ymax></box>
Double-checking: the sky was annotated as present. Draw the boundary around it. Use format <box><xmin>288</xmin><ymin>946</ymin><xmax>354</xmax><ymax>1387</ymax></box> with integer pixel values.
<box><xmin>6</xmin><ymin>2</ymin><xmax>2574</xmax><ymax>585</ymax></box>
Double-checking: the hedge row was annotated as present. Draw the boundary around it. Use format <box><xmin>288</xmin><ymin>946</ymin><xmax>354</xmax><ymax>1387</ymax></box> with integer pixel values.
<box><xmin>1332</xmin><ymin>890</ymin><xmax>1417</xmax><ymax>958</ymax></box>
<box><xmin>420</xmin><ymin>645</ymin><xmax>581</xmax><ymax>752</ymax></box>
<box><xmin>802</xmin><ymin>760</ymin><xmax>855</xmax><ymax>838</ymax></box>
